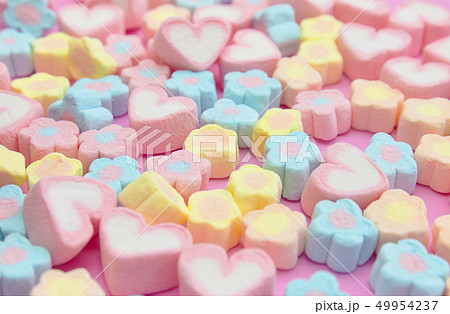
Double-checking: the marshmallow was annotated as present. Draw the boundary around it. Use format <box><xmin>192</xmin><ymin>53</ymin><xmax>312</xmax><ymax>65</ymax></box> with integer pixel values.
<box><xmin>178</xmin><ymin>243</ymin><xmax>276</xmax><ymax>295</ymax></box>
<box><xmin>337</xmin><ymin>24</ymin><xmax>412</xmax><ymax>80</ymax></box>
<box><xmin>23</xmin><ymin>176</ymin><xmax>117</xmax><ymax>265</ymax></box>
<box><xmin>242</xmin><ymin>203</ymin><xmax>307</xmax><ymax>270</ymax></box>
<box><xmin>446</xmin><ymin>279</ymin><xmax>450</xmax><ymax>296</ymax></box>
<box><xmin>252</xmin><ymin>108</ymin><xmax>303</xmax><ymax>158</ymax></box>
<box><xmin>121</xmin><ymin>59</ymin><xmax>171</xmax><ymax>91</ymax></box>
<box><xmin>129</xmin><ymin>85</ymin><xmax>198</xmax><ymax>156</ymax></box>
<box><xmin>30</xmin><ymin>268</ymin><xmax>105</xmax><ymax>296</ymax></box>
<box><xmin>118</xmin><ymin>172</ymin><xmax>189</xmax><ymax>225</ymax></box>
<box><xmin>0</xmin><ymin>145</ymin><xmax>25</xmax><ymax>187</ymax></box>
<box><xmin>414</xmin><ymin>134</ymin><xmax>450</xmax><ymax>194</ymax></box>
<box><xmin>306</xmin><ymin>199</ymin><xmax>378</xmax><ymax>272</ymax></box>
<box><xmin>433</xmin><ymin>215</ymin><xmax>450</xmax><ymax>265</ymax></box>
<box><xmin>146</xmin><ymin>150</ymin><xmax>211</xmax><ymax>202</ymax></box>
<box><xmin>396</xmin><ymin>98</ymin><xmax>450</xmax><ymax>150</ymax></box>
<box><xmin>364</xmin><ymin>189</ymin><xmax>429</xmax><ymax>253</ymax></box>
<box><xmin>184</xmin><ymin>124</ymin><xmax>239</xmax><ymax>179</ymax></box>
<box><xmin>301</xmin><ymin>143</ymin><xmax>389</xmax><ymax>217</ymax></box>
<box><xmin>300</xmin><ymin>15</ymin><xmax>342</xmax><ymax>43</ymax></box>
<box><xmin>194</xmin><ymin>4</ymin><xmax>253</xmax><ymax>34</ymax></box>
<box><xmin>201</xmin><ymin>98</ymin><xmax>258</xmax><ymax>148</ymax></box>
<box><xmin>379</xmin><ymin>57</ymin><xmax>450</xmax><ymax>99</ymax></box>
<box><xmin>223</xmin><ymin>69</ymin><xmax>281</xmax><ymax>115</ymax></box>
<box><xmin>176</xmin><ymin>0</ymin><xmax>219</xmax><ymax>12</ymax></box>
<box><xmin>143</xmin><ymin>4</ymin><xmax>190</xmax><ymax>40</ymax></box>
<box><xmin>0</xmin><ymin>28</ymin><xmax>34</xmax><ymax>78</ymax></box>
<box><xmin>334</xmin><ymin>0</ymin><xmax>390</xmax><ymax>29</ymax></box>
<box><xmin>349</xmin><ymin>79</ymin><xmax>404</xmax><ymax>133</ymax></box>
<box><xmin>154</xmin><ymin>17</ymin><xmax>231</xmax><ymax>72</ymax></box>
<box><xmin>293</xmin><ymin>90</ymin><xmax>351</xmax><ymax>141</ymax></box>
<box><xmin>285</xmin><ymin>271</ymin><xmax>348</xmax><ymax>296</ymax></box>
<box><xmin>100</xmin><ymin>207</ymin><xmax>192</xmax><ymax>295</ymax></box>
<box><xmin>226</xmin><ymin>164</ymin><xmax>282</xmax><ymax>215</ymax></box>
<box><xmin>0</xmin><ymin>185</ymin><xmax>26</xmax><ymax>240</ymax></box>
<box><xmin>263</xmin><ymin>131</ymin><xmax>321</xmax><ymax>200</ymax></box>
<box><xmin>104</xmin><ymin>34</ymin><xmax>147</xmax><ymax>74</ymax></box>
<box><xmin>272</xmin><ymin>56</ymin><xmax>322</xmax><ymax>107</ymax></box>
<box><xmin>370</xmin><ymin>239</ymin><xmax>449</xmax><ymax>296</ymax></box>
<box><xmin>0</xmin><ymin>233</ymin><xmax>51</xmax><ymax>296</ymax></box>
<box><xmin>271</xmin><ymin>0</ymin><xmax>333</xmax><ymax>23</ymax></box>
<box><xmin>423</xmin><ymin>36</ymin><xmax>450</xmax><ymax>65</ymax></box>
<box><xmin>0</xmin><ymin>61</ymin><xmax>10</xmax><ymax>90</ymax></box>
<box><xmin>187</xmin><ymin>189</ymin><xmax>242</xmax><ymax>250</ymax></box>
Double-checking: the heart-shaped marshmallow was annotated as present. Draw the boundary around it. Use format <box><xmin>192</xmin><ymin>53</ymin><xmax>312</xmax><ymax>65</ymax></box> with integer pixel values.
<box><xmin>23</xmin><ymin>176</ymin><xmax>117</xmax><ymax>265</ymax></box>
<box><xmin>0</xmin><ymin>90</ymin><xmax>44</xmax><ymax>151</ymax></box>
<box><xmin>219</xmin><ymin>29</ymin><xmax>281</xmax><ymax>78</ymax></box>
<box><xmin>301</xmin><ymin>143</ymin><xmax>389</xmax><ymax>217</ymax></box>
<box><xmin>423</xmin><ymin>36</ymin><xmax>450</xmax><ymax>65</ymax></box>
<box><xmin>337</xmin><ymin>23</ymin><xmax>412</xmax><ymax>80</ymax></box>
<box><xmin>128</xmin><ymin>85</ymin><xmax>198</xmax><ymax>155</ymax></box>
<box><xmin>178</xmin><ymin>243</ymin><xmax>276</xmax><ymax>296</ymax></box>
<box><xmin>57</xmin><ymin>3</ymin><xmax>125</xmax><ymax>43</ymax></box>
<box><xmin>380</xmin><ymin>56</ymin><xmax>450</xmax><ymax>99</ymax></box>
<box><xmin>192</xmin><ymin>5</ymin><xmax>253</xmax><ymax>33</ymax></box>
<box><xmin>154</xmin><ymin>17</ymin><xmax>231</xmax><ymax>71</ymax></box>
<box><xmin>100</xmin><ymin>207</ymin><xmax>192</xmax><ymax>295</ymax></box>
<box><xmin>334</xmin><ymin>0</ymin><xmax>390</xmax><ymax>29</ymax></box>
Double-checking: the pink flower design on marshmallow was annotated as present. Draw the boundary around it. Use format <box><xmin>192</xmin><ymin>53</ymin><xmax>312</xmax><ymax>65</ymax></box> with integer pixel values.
<box><xmin>104</xmin><ymin>34</ymin><xmax>147</xmax><ymax>74</ymax></box>
<box><xmin>120</xmin><ymin>59</ymin><xmax>171</xmax><ymax>91</ymax></box>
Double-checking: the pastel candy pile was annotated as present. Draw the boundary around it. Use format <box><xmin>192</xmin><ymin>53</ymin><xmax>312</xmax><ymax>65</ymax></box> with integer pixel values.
<box><xmin>365</xmin><ymin>133</ymin><xmax>417</xmax><ymax>194</ymax></box>
<box><xmin>0</xmin><ymin>185</ymin><xmax>26</xmax><ymax>240</ymax></box>
<box><xmin>0</xmin><ymin>145</ymin><xmax>25</xmax><ymax>187</ymax></box>
<box><xmin>263</xmin><ymin>131</ymin><xmax>321</xmax><ymax>200</ymax></box>
<box><xmin>201</xmin><ymin>98</ymin><xmax>259</xmax><ymax>148</ymax></box>
<box><xmin>423</xmin><ymin>36</ymin><xmax>450</xmax><ymax>65</ymax></box>
<box><xmin>0</xmin><ymin>233</ymin><xmax>51</xmax><ymax>296</ymax></box>
<box><xmin>118</xmin><ymin>171</ymin><xmax>189</xmax><ymax>225</ymax></box>
<box><xmin>223</xmin><ymin>69</ymin><xmax>281</xmax><ymax>115</ymax></box>
<box><xmin>85</xmin><ymin>156</ymin><xmax>140</xmax><ymax>196</ymax></box>
<box><xmin>364</xmin><ymin>189</ymin><xmax>429</xmax><ymax>253</ymax></box>
<box><xmin>285</xmin><ymin>271</ymin><xmax>348</xmax><ymax>296</ymax></box>
<box><xmin>242</xmin><ymin>203</ymin><xmax>307</xmax><ymax>270</ymax></box>
<box><xmin>370</xmin><ymin>239</ymin><xmax>449</xmax><ymax>296</ymax></box>
<box><xmin>121</xmin><ymin>59</ymin><xmax>171</xmax><ymax>91</ymax></box>
<box><xmin>104</xmin><ymin>34</ymin><xmax>147</xmax><ymax>74</ymax></box>
<box><xmin>0</xmin><ymin>61</ymin><xmax>11</xmax><ymax>90</ymax></box>
<box><xmin>187</xmin><ymin>189</ymin><xmax>242</xmax><ymax>250</ymax></box>
<box><xmin>0</xmin><ymin>28</ymin><xmax>34</xmax><ymax>78</ymax></box>
<box><xmin>306</xmin><ymin>199</ymin><xmax>378</xmax><ymax>272</ymax></box>
<box><xmin>142</xmin><ymin>4</ymin><xmax>190</xmax><ymax>40</ymax></box>
<box><xmin>145</xmin><ymin>149</ymin><xmax>211</xmax><ymax>202</ymax></box>
<box><xmin>334</xmin><ymin>0</ymin><xmax>390</xmax><ymax>29</ymax></box>
<box><xmin>178</xmin><ymin>243</ymin><xmax>276</xmax><ymax>296</ymax></box>
<box><xmin>253</xmin><ymin>4</ymin><xmax>301</xmax><ymax>57</ymax></box>
<box><xmin>433</xmin><ymin>215</ymin><xmax>450</xmax><ymax>264</ymax></box>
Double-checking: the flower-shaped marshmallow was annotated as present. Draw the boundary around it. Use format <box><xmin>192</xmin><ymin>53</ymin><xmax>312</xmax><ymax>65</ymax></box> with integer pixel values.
<box><xmin>85</xmin><ymin>156</ymin><xmax>140</xmax><ymax>196</ymax></box>
<box><xmin>143</xmin><ymin>4</ymin><xmax>191</xmax><ymax>40</ymax></box>
<box><xmin>305</xmin><ymin>199</ymin><xmax>378</xmax><ymax>272</ymax></box>
<box><xmin>145</xmin><ymin>149</ymin><xmax>211</xmax><ymax>202</ymax></box>
<box><xmin>293</xmin><ymin>89</ymin><xmax>351</xmax><ymax>141</ymax></box>
<box><xmin>433</xmin><ymin>215</ymin><xmax>450</xmax><ymax>264</ymax></box>
<box><xmin>30</xmin><ymin>268</ymin><xmax>105</xmax><ymax>296</ymax></box>
<box><xmin>370</xmin><ymin>239</ymin><xmax>449</xmax><ymax>296</ymax></box>
<box><xmin>226</xmin><ymin>164</ymin><xmax>282</xmax><ymax>215</ymax></box>
<box><xmin>446</xmin><ymin>279</ymin><xmax>450</xmax><ymax>296</ymax></box>
<box><xmin>32</xmin><ymin>32</ymin><xmax>72</xmax><ymax>78</ymax></box>
<box><xmin>223</xmin><ymin>69</ymin><xmax>281</xmax><ymax>114</ymax></box>
<box><xmin>78</xmin><ymin>124</ymin><xmax>138</xmax><ymax>174</ymax></box>
<box><xmin>121</xmin><ymin>59</ymin><xmax>171</xmax><ymax>91</ymax></box>
<box><xmin>414</xmin><ymin>134</ymin><xmax>450</xmax><ymax>193</ymax></box>
<box><xmin>201</xmin><ymin>98</ymin><xmax>259</xmax><ymax>148</ymax></box>
<box><xmin>0</xmin><ymin>185</ymin><xmax>26</xmax><ymax>240</ymax></box>
<box><xmin>349</xmin><ymin>79</ymin><xmax>404</xmax><ymax>133</ymax></box>
<box><xmin>272</xmin><ymin>56</ymin><xmax>322</xmax><ymax>107</ymax></box>
<box><xmin>3</xmin><ymin>0</ymin><xmax>55</xmax><ymax>37</ymax></box>
<box><xmin>364</xmin><ymin>189</ymin><xmax>430</xmax><ymax>253</ymax></box>
<box><xmin>71</xmin><ymin>75</ymin><xmax>130</xmax><ymax>117</ymax></box>
<box><xmin>166</xmin><ymin>70</ymin><xmax>217</xmax><ymax>118</ymax></box>
<box><xmin>365</xmin><ymin>133</ymin><xmax>417</xmax><ymax>194</ymax></box>
<box><xmin>0</xmin><ymin>145</ymin><xmax>25</xmax><ymax>187</ymax></box>
<box><xmin>11</xmin><ymin>73</ymin><xmax>70</xmax><ymax>115</ymax></box>
<box><xmin>0</xmin><ymin>233</ymin><xmax>51</xmax><ymax>296</ymax></box>
<box><xmin>18</xmin><ymin>117</ymin><xmax>79</xmax><ymax>166</ymax></box>
<box><xmin>175</xmin><ymin>0</ymin><xmax>218</xmax><ymax>12</ymax></box>
<box><xmin>0</xmin><ymin>28</ymin><xmax>34</xmax><ymax>77</ymax></box>
<box><xmin>263</xmin><ymin>131</ymin><xmax>322</xmax><ymax>200</ymax></box>
<box><xmin>104</xmin><ymin>34</ymin><xmax>147</xmax><ymax>74</ymax></box>
<box><xmin>285</xmin><ymin>271</ymin><xmax>348</xmax><ymax>296</ymax></box>
<box><xmin>300</xmin><ymin>14</ymin><xmax>343</xmax><ymax>42</ymax></box>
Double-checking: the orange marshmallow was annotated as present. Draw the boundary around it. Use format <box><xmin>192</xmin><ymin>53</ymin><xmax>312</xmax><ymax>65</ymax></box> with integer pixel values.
<box><xmin>433</xmin><ymin>215</ymin><xmax>450</xmax><ymax>265</ymax></box>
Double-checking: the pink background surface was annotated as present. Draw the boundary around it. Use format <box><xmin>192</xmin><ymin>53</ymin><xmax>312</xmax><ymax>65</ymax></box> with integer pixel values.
<box><xmin>45</xmin><ymin>0</ymin><xmax>450</xmax><ymax>296</ymax></box>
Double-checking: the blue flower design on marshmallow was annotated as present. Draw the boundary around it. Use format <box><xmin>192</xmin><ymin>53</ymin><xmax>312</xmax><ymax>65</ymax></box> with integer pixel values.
<box><xmin>0</xmin><ymin>28</ymin><xmax>34</xmax><ymax>77</ymax></box>
<box><xmin>370</xmin><ymin>239</ymin><xmax>449</xmax><ymax>296</ymax></box>
<box><xmin>85</xmin><ymin>156</ymin><xmax>140</xmax><ymax>196</ymax></box>
<box><xmin>365</xmin><ymin>132</ymin><xmax>417</xmax><ymax>194</ymax></box>
<box><xmin>3</xmin><ymin>0</ymin><xmax>55</xmax><ymax>37</ymax></box>
<box><xmin>71</xmin><ymin>75</ymin><xmax>130</xmax><ymax>117</ymax></box>
<box><xmin>0</xmin><ymin>233</ymin><xmax>51</xmax><ymax>295</ymax></box>
<box><xmin>285</xmin><ymin>271</ymin><xmax>348</xmax><ymax>296</ymax></box>
<box><xmin>48</xmin><ymin>89</ymin><xmax>113</xmax><ymax>133</ymax></box>
<box><xmin>201</xmin><ymin>98</ymin><xmax>259</xmax><ymax>148</ymax></box>
<box><xmin>175</xmin><ymin>0</ymin><xmax>219</xmax><ymax>12</ymax></box>
<box><xmin>305</xmin><ymin>199</ymin><xmax>378</xmax><ymax>273</ymax></box>
<box><xmin>165</xmin><ymin>70</ymin><xmax>217</xmax><ymax>119</ymax></box>
<box><xmin>223</xmin><ymin>69</ymin><xmax>281</xmax><ymax>115</ymax></box>
<box><xmin>263</xmin><ymin>131</ymin><xmax>321</xmax><ymax>200</ymax></box>
<box><xmin>0</xmin><ymin>185</ymin><xmax>26</xmax><ymax>241</ymax></box>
